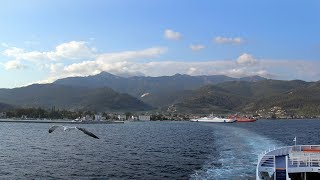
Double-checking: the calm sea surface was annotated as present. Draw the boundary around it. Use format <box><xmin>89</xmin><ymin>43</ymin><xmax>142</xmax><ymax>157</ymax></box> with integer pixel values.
<box><xmin>0</xmin><ymin>119</ymin><xmax>319</xmax><ymax>179</ymax></box>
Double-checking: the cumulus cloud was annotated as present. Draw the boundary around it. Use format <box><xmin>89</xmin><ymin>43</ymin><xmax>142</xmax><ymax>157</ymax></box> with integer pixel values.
<box><xmin>236</xmin><ymin>53</ymin><xmax>258</xmax><ymax>66</ymax></box>
<box><xmin>3</xmin><ymin>47</ymin><xmax>25</xmax><ymax>57</ymax></box>
<box><xmin>2</xmin><ymin>41</ymin><xmax>96</xmax><ymax>63</ymax></box>
<box><xmin>164</xmin><ymin>29</ymin><xmax>182</xmax><ymax>40</ymax></box>
<box><xmin>3</xmin><ymin>40</ymin><xmax>319</xmax><ymax>85</ymax></box>
<box><xmin>47</xmin><ymin>63</ymin><xmax>64</xmax><ymax>73</ymax></box>
<box><xmin>40</xmin><ymin>47</ymin><xmax>167</xmax><ymax>82</ymax></box>
<box><xmin>54</xmin><ymin>41</ymin><xmax>95</xmax><ymax>59</ymax></box>
<box><xmin>26</xmin><ymin>56</ymin><xmax>320</xmax><ymax>84</ymax></box>
<box><xmin>1</xmin><ymin>41</ymin><xmax>99</xmax><ymax>75</ymax></box>
<box><xmin>214</xmin><ymin>36</ymin><xmax>244</xmax><ymax>44</ymax></box>
<box><xmin>4</xmin><ymin>60</ymin><xmax>27</xmax><ymax>70</ymax></box>
<box><xmin>190</xmin><ymin>44</ymin><xmax>205</xmax><ymax>51</ymax></box>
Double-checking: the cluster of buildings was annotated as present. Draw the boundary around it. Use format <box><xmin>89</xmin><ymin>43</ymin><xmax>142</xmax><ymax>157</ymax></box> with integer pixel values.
<box><xmin>117</xmin><ymin>115</ymin><xmax>150</xmax><ymax>121</ymax></box>
<box><xmin>0</xmin><ymin>111</ymin><xmax>152</xmax><ymax>121</ymax></box>
<box><xmin>255</xmin><ymin>106</ymin><xmax>289</xmax><ymax>119</ymax></box>
<box><xmin>254</xmin><ymin>106</ymin><xmax>320</xmax><ymax>119</ymax></box>
<box><xmin>3</xmin><ymin>106</ymin><xmax>318</xmax><ymax>121</ymax></box>
<box><xmin>74</xmin><ymin>113</ymin><xmax>151</xmax><ymax>121</ymax></box>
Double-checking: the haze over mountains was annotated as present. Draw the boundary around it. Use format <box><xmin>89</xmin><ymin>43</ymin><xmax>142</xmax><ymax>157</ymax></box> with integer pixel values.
<box><xmin>0</xmin><ymin>72</ymin><xmax>319</xmax><ymax>116</ymax></box>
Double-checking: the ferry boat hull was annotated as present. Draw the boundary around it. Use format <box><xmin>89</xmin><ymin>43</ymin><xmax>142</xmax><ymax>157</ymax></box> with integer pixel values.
<box><xmin>229</xmin><ymin>115</ymin><xmax>257</xmax><ymax>122</ymax></box>
<box><xmin>190</xmin><ymin>117</ymin><xmax>236</xmax><ymax>123</ymax></box>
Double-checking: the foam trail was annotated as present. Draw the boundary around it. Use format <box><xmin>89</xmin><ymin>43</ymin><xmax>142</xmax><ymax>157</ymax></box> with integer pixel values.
<box><xmin>190</xmin><ymin>124</ymin><xmax>283</xmax><ymax>180</ymax></box>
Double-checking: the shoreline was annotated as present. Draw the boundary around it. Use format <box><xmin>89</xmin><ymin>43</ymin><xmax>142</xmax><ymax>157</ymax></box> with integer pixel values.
<box><xmin>0</xmin><ymin>119</ymin><xmax>125</xmax><ymax>124</ymax></box>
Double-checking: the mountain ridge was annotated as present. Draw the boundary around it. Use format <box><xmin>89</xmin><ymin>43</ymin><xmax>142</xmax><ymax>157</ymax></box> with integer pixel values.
<box><xmin>1</xmin><ymin>72</ymin><xmax>319</xmax><ymax>117</ymax></box>
<box><xmin>168</xmin><ymin>80</ymin><xmax>319</xmax><ymax>116</ymax></box>
<box><xmin>0</xmin><ymin>84</ymin><xmax>152</xmax><ymax>112</ymax></box>
<box><xmin>54</xmin><ymin>71</ymin><xmax>267</xmax><ymax>97</ymax></box>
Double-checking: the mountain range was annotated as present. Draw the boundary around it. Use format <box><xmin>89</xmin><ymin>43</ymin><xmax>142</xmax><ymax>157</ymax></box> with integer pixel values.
<box><xmin>0</xmin><ymin>72</ymin><xmax>319</xmax><ymax>116</ymax></box>
<box><xmin>0</xmin><ymin>84</ymin><xmax>151</xmax><ymax>112</ymax></box>
<box><xmin>170</xmin><ymin>80</ymin><xmax>318</xmax><ymax>115</ymax></box>
<box><xmin>54</xmin><ymin>72</ymin><xmax>265</xmax><ymax>97</ymax></box>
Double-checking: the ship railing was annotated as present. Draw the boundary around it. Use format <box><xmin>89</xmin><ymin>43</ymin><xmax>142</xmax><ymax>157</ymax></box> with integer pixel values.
<box><xmin>256</xmin><ymin>154</ymin><xmax>275</xmax><ymax>179</ymax></box>
<box><xmin>291</xmin><ymin>145</ymin><xmax>320</xmax><ymax>152</ymax></box>
<box><xmin>259</xmin><ymin>155</ymin><xmax>275</xmax><ymax>167</ymax></box>
<box><xmin>257</xmin><ymin>146</ymin><xmax>291</xmax><ymax>176</ymax></box>
<box><xmin>289</xmin><ymin>146</ymin><xmax>320</xmax><ymax>168</ymax></box>
<box><xmin>257</xmin><ymin>145</ymin><xmax>320</xmax><ymax>179</ymax></box>
<box><xmin>258</xmin><ymin>146</ymin><xmax>293</xmax><ymax>158</ymax></box>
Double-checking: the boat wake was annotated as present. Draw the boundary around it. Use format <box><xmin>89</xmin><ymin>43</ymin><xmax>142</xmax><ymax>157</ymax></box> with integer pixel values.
<box><xmin>190</xmin><ymin>124</ymin><xmax>284</xmax><ymax>180</ymax></box>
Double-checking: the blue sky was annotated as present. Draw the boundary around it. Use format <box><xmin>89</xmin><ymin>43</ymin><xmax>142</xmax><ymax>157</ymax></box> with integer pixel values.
<box><xmin>0</xmin><ymin>0</ymin><xmax>319</xmax><ymax>88</ymax></box>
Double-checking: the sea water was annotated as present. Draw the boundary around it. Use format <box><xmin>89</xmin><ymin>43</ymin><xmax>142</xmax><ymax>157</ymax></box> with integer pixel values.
<box><xmin>0</xmin><ymin>119</ymin><xmax>319</xmax><ymax>179</ymax></box>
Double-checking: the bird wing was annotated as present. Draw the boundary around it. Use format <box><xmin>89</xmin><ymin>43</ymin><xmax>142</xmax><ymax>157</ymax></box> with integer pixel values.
<box><xmin>49</xmin><ymin>125</ymin><xmax>62</xmax><ymax>133</ymax></box>
<box><xmin>77</xmin><ymin>127</ymin><xmax>100</xmax><ymax>139</ymax></box>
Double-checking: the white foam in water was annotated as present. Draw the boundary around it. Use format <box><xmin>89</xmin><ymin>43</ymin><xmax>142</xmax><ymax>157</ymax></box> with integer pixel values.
<box><xmin>190</xmin><ymin>124</ymin><xmax>283</xmax><ymax>180</ymax></box>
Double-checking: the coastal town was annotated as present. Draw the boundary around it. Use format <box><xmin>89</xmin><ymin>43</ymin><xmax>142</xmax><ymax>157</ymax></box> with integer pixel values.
<box><xmin>0</xmin><ymin>105</ymin><xmax>319</xmax><ymax>122</ymax></box>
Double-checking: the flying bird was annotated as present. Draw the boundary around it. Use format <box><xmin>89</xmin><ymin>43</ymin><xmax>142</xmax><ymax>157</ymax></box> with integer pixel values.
<box><xmin>49</xmin><ymin>125</ymin><xmax>99</xmax><ymax>139</ymax></box>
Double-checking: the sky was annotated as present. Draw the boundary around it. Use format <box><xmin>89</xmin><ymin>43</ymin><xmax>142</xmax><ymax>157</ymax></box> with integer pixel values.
<box><xmin>0</xmin><ymin>0</ymin><xmax>320</xmax><ymax>88</ymax></box>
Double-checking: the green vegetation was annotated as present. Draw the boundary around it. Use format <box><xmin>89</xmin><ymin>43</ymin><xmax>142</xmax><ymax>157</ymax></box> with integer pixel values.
<box><xmin>167</xmin><ymin>80</ymin><xmax>320</xmax><ymax>118</ymax></box>
<box><xmin>5</xmin><ymin>107</ymin><xmax>84</xmax><ymax>119</ymax></box>
<box><xmin>0</xmin><ymin>72</ymin><xmax>319</xmax><ymax>118</ymax></box>
<box><xmin>0</xmin><ymin>84</ymin><xmax>152</xmax><ymax>112</ymax></box>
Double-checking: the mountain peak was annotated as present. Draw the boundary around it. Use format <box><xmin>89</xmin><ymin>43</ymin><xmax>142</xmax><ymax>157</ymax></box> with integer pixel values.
<box><xmin>96</xmin><ymin>71</ymin><xmax>118</xmax><ymax>78</ymax></box>
<box><xmin>173</xmin><ymin>73</ymin><xmax>184</xmax><ymax>76</ymax></box>
<box><xmin>239</xmin><ymin>75</ymin><xmax>267</xmax><ymax>82</ymax></box>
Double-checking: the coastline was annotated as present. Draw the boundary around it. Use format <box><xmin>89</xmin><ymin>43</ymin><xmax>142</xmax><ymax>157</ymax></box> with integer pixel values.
<box><xmin>0</xmin><ymin>119</ymin><xmax>125</xmax><ymax>124</ymax></box>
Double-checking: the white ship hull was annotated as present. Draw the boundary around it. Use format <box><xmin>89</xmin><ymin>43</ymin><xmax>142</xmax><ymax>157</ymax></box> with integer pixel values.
<box><xmin>190</xmin><ymin>117</ymin><xmax>236</xmax><ymax>123</ymax></box>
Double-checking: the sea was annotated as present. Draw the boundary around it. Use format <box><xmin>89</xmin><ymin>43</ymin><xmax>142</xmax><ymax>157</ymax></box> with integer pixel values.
<box><xmin>0</xmin><ymin>119</ymin><xmax>319</xmax><ymax>179</ymax></box>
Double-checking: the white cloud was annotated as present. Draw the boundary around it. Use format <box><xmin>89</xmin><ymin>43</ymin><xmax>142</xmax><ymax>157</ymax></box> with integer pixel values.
<box><xmin>224</xmin><ymin>68</ymin><xmax>271</xmax><ymax>78</ymax></box>
<box><xmin>214</xmin><ymin>36</ymin><xmax>244</xmax><ymax>44</ymax></box>
<box><xmin>4</xmin><ymin>60</ymin><xmax>27</xmax><ymax>70</ymax></box>
<box><xmin>40</xmin><ymin>47</ymin><xmax>167</xmax><ymax>82</ymax></box>
<box><xmin>3</xmin><ymin>40</ymin><xmax>319</xmax><ymax>85</ymax></box>
<box><xmin>54</xmin><ymin>41</ymin><xmax>95</xmax><ymax>59</ymax></box>
<box><xmin>236</xmin><ymin>53</ymin><xmax>258</xmax><ymax>66</ymax></box>
<box><xmin>47</xmin><ymin>63</ymin><xmax>64</xmax><ymax>73</ymax></box>
<box><xmin>3</xmin><ymin>47</ymin><xmax>25</xmax><ymax>57</ymax></box>
<box><xmin>96</xmin><ymin>47</ymin><xmax>167</xmax><ymax>63</ymax></box>
<box><xmin>164</xmin><ymin>29</ymin><xmax>182</xmax><ymax>41</ymax></box>
<box><xmin>25</xmin><ymin>57</ymin><xmax>320</xmax><ymax>84</ymax></box>
<box><xmin>2</xmin><ymin>41</ymin><xmax>96</xmax><ymax>64</ymax></box>
<box><xmin>190</xmin><ymin>44</ymin><xmax>205</xmax><ymax>51</ymax></box>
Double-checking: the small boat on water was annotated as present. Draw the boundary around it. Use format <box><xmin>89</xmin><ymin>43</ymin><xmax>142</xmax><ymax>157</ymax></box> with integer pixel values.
<box><xmin>229</xmin><ymin>115</ymin><xmax>257</xmax><ymax>122</ymax></box>
<box><xmin>256</xmin><ymin>140</ymin><xmax>320</xmax><ymax>179</ymax></box>
<box><xmin>190</xmin><ymin>114</ymin><xmax>236</xmax><ymax>123</ymax></box>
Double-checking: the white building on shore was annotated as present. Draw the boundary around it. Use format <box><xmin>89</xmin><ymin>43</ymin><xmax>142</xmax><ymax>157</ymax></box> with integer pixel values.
<box><xmin>118</xmin><ymin>115</ymin><xmax>126</xmax><ymax>121</ymax></box>
<box><xmin>94</xmin><ymin>114</ymin><xmax>103</xmax><ymax>121</ymax></box>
